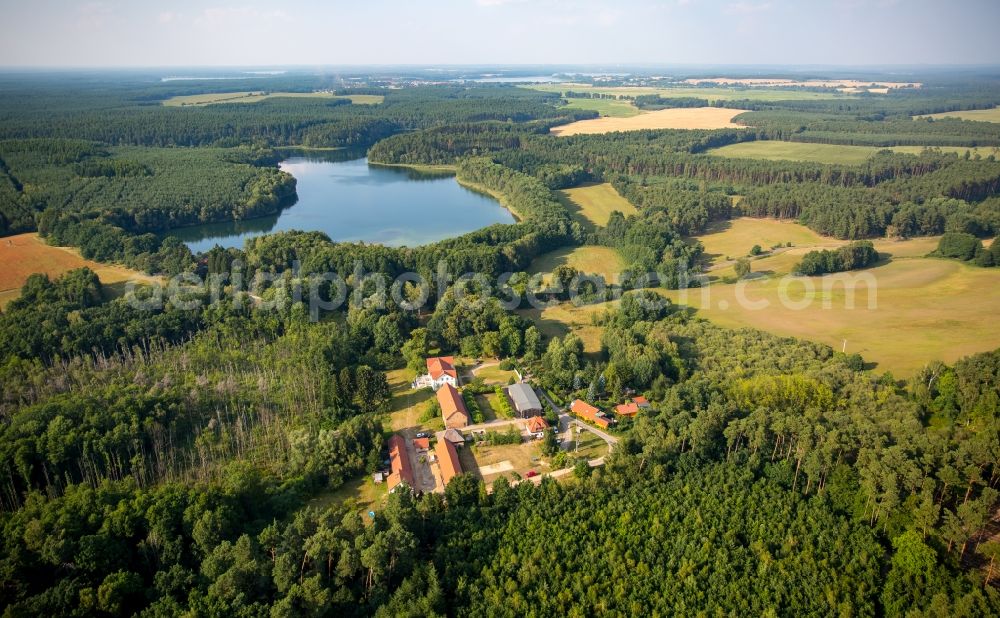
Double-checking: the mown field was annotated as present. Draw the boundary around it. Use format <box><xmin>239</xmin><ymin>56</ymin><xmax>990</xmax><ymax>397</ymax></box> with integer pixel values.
<box><xmin>162</xmin><ymin>91</ymin><xmax>384</xmax><ymax>106</ymax></box>
<box><xmin>557</xmin><ymin>182</ymin><xmax>638</xmax><ymax>227</ymax></box>
<box><xmin>551</xmin><ymin>107</ymin><xmax>749</xmax><ymax>135</ymax></box>
<box><xmin>559</xmin><ymin>97</ymin><xmax>640</xmax><ymax>118</ymax></box>
<box><xmin>708</xmin><ymin>140</ymin><xmax>999</xmax><ymax>164</ymax></box>
<box><xmin>0</xmin><ymin>233</ymin><xmax>159</xmax><ymax>309</ymax></box>
<box><xmin>917</xmin><ymin>106</ymin><xmax>1000</xmax><ymax>123</ymax></box>
<box><xmin>519</xmin><ymin>217</ymin><xmax>1000</xmax><ymax>376</ymax></box>
<box><xmin>528</xmin><ymin>246</ymin><xmax>625</xmax><ymax>284</ymax></box>
<box><xmin>527</xmin><ymin>83</ymin><xmax>859</xmax><ymax>102</ymax></box>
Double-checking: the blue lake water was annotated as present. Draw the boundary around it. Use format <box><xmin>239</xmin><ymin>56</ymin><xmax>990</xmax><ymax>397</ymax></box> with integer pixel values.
<box><xmin>167</xmin><ymin>156</ymin><xmax>515</xmax><ymax>253</ymax></box>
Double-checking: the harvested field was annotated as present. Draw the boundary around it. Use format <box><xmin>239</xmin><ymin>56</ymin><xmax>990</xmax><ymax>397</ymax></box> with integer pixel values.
<box><xmin>709</xmin><ymin>141</ymin><xmax>999</xmax><ymax>164</ymax></box>
<box><xmin>528</xmin><ymin>246</ymin><xmax>624</xmax><ymax>284</ymax></box>
<box><xmin>917</xmin><ymin>106</ymin><xmax>1000</xmax><ymax>123</ymax></box>
<box><xmin>557</xmin><ymin>182</ymin><xmax>638</xmax><ymax>228</ymax></box>
<box><xmin>0</xmin><ymin>233</ymin><xmax>159</xmax><ymax>309</ymax></box>
<box><xmin>550</xmin><ymin>107</ymin><xmax>749</xmax><ymax>135</ymax></box>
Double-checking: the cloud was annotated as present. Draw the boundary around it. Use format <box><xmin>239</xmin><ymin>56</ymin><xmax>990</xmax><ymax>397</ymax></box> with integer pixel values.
<box><xmin>724</xmin><ymin>1</ymin><xmax>774</xmax><ymax>14</ymax></box>
<box><xmin>157</xmin><ymin>11</ymin><xmax>179</xmax><ymax>24</ymax></box>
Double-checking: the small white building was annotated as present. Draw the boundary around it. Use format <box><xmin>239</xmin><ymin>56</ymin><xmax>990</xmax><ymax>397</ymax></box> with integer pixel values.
<box><xmin>412</xmin><ymin>356</ymin><xmax>460</xmax><ymax>390</ymax></box>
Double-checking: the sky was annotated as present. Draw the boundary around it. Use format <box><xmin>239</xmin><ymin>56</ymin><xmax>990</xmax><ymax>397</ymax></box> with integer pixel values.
<box><xmin>1</xmin><ymin>0</ymin><xmax>999</xmax><ymax>67</ymax></box>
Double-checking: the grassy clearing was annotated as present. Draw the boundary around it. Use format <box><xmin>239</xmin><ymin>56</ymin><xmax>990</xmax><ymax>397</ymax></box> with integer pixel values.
<box><xmin>306</xmin><ymin>475</ymin><xmax>387</xmax><ymax>522</ymax></box>
<box><xmin>917</xmin><ymin>106</ymin><xmax>1000</xmax><ymax>123</ymax></box>
<box><xmin>516</xmin><ymin>303</ymin><xmax>608</xmax><ymax>357</ymax></box>
<box><xmin>661</xmin><ymin>258</ymin><xmax>1000</xmax><ymax>376</ymax></box>
<box><xmin>0</xmin><ymin>233</ymin><xmax>160</xmax><ymax>309</ymax></box>
<box><xmin>518</xmin><ymin>217</ymin><xmax>1000</xmax><ymax>376</ymax></box>
<box><xmin>695</xmin><ymin>217</ymin><xmax>941</xmax><ymax>278</ymax></box>
<box><xmin>527</xmin><ymin>84</ymin><xmax>855</xmax><ymax>102</ymax></box>
<box><xmin>560</xmin><ymin>97</ymin><xmax>640</xmax><ymax>118</ymax></box>
<box><xmin>708</xmin><ymin>141</ymin><xmax>999</xmax><ymax>164</ymax></box>
<box><xmin>528</xmin><ymin>246</ymin><xmax>625</xmax><ymax>283</ymax></box>
<box><xmin>557</xmin><ymin>182</ymin><xmax>638</xmax><ymax>228</ymax></box>
<box><xmin>162</xmin><ymin>91</ymin><xmax>383</xmax><ymax>106</ymax></box>
<box><xmin>551</xmin><ymin>107</ymin><xmax>749</xmax><ymax>136</ymax></box>
<box><xmin>385</xmin><ymin>368</ymin><xmax>435</xmax><ymax>433</ymax></box>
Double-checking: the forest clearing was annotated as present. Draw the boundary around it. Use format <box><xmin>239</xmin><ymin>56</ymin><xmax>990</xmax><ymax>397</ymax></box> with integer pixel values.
<box><xmin>162</xmin><ymin>91</ymin><xmax>384</xmax><ymax>106</ymax></box>
<box><xmin>557</xmin><ymin>182</ymin><xmax>638</xmax><ymax>227</ymax></box>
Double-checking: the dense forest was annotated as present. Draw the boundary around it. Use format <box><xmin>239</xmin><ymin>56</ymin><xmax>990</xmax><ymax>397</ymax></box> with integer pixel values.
<box><xmin>1</xmin><ymin>70</ymin><xmax>999</xmax><ymax>616</ymax></box>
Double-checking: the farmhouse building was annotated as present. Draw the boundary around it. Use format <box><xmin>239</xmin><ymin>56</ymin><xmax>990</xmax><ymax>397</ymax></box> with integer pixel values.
<box><xmin>437</xmin><ymin>383</ymin><xmax>470</xmax><ymax>429</ymax></box>
<box><xmin>570</xmin><ymin>399</ymin><xmax>613</xmax><ymax>429</ymax></box>
<box><xmin>386</xmin><ymin>434</ymin><xmax>414</xmax><ymax>493</ymax></box>
<box><xmin>435</xmin><ymin>436</ymin><xmax>464</xmax><ymax>485</ymax></box>
<box><xmin>505</xmin><ymin>383</ymin><xmax>544</xmax><ymax>418</ymax></box>
<box><xmin>525</xmin><ymin>415</ymin><xmax>549</xmax><ymax>438</ymax></box>
<box><xmin>442</xmin><ymin>428</ymin><xmax>465</xmax><ymax>445</ymax></box>
<box><xmin>413</xmin><ymin>356</ymin><xmax>459</xmax><ymax>390</ymax></box>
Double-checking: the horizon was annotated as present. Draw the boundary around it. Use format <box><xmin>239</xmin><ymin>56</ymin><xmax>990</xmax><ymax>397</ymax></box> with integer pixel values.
<box><xmin>2</xmin><ymin>0</ymin><xmax>999</xmax><ymax>68</ymax></box>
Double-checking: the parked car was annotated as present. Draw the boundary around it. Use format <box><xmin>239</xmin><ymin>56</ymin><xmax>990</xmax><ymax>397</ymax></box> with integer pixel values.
<box><xmin>415</xmin><ymin>432</ymin><xmax>428</xmax><ymax>438</ymax></box>
<box><xmin>525</xmin><ymin>470</ymin><xmax>538</xmax><ymax>478</ymax></box>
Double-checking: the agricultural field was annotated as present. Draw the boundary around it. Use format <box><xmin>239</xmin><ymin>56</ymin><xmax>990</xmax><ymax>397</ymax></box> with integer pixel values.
<box><xmin>917</xmin><ymin>106</ymin><xmax>1000</xmax><ymax>123</ymax></box>
<box><xmin>708</xmin><ymin>140</ymin><xmax>999</xmax><ymax>164</ymax></box>
<box><xmin>0</xmin><ymin>233</ymin><xmax>159</xmax><ymax>309</ymax></box>
<box><xmin>557</xmin><ymin>182</ymin><xmax>638</xmax><ymax>227</ymax></box>
<box><xmin>559</xmin><ymin>97</ymin><xmax>640</xmax><ymax>117</ymax></box>
<box><xmin>661</xmin><ymin>258</ymin><xmax>1000</xmax><ymax>376</ymax></box>
<box><xmin>518</xmin><ymin>217</ymin><xmax>1000</xmax><ymax>375</ymax></box>
<box><xmin>162</xmin><ymin>91</ymin><xmax>384</xmax><ymax>106</ymax></box>
<box><xmin>528</xmin><ymin>246</ymin><xmax>625</xmax><ymax>283</ymax></box>
<box><xmin>527</xmin><ymin>83</ymin><xmax>858</xmax><ymax>102</ymax></box>
<box><xmin>551</xmin><ymin>107</ymin><xmax>749</xmax><ymax>135</ymax></box>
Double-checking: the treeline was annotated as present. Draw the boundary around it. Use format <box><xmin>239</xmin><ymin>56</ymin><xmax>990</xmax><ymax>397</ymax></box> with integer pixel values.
<box><xmin>633</xmin><ymin>94</ymin><xmax>711</xmax><ymax>109</ymax></box>
<box><xmin>794</xmin><ymin>240</ymin><xmax>879</xmax><ymax>275</ymax></box>
<box><xmin>934</xmin><ymin>232</ymin><xmax>1000</xmax><ymax>267</ymax></box>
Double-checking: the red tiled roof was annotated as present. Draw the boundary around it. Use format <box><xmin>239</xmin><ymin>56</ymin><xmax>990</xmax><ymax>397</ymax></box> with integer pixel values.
<box><xmin>426</xmin><ymin>356</ymin><xmax>457</xmax><ymax>381</ymax></box>
<box><xmin>570</xmin><ymin>399</ymin><xmax>611</xmax><ymax>429</ymax></box>
<box><xmin>615</xmin><ymin>402</ymin><xmax>640</xmax><ymax>417</ymax></box>
<box><xmin>437</xmin><ymin>384</ymin><xmax>469</xmax><ymax>428</ymax></box>
<box><xmin>412</xmin><ymin>437</ymin><xmax>430</xmax><ymax>451</ymax></box>
<box><xmin>387</xmin><ymin>434</ymin><xmax>414</xmax><ymax>492</ymax></box>
<box><xmin>436</xmin><ymin>438</ymin><xmax>463</xmax><ymax>485</ymax></box>
<box><xmin>526</xmin><ymin>416</ymin><xmax>549</xmax><ymax>433</ymax></box>
<box><xmin>632</xmin><ymin>396</ymin><xmax>650</xmax><ymax>407</ymax></box>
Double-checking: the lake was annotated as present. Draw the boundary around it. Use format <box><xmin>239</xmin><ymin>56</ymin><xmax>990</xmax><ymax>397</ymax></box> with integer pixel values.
<box><xmin>167</xmin><ymin>155</ymin><xmax>515</xmax><ymax>253</ymax></box>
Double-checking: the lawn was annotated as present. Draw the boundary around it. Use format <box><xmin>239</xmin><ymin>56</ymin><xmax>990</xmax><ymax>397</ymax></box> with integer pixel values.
<box><xmin>571</xmin><ymin>429</ymin><xmax>611</xmax><ymax>461</ymax></box>
<box><xmin>708</xmin><ymin>141</ymin><xmax>999</xmax><ymax>164</ymax></box>
<box><xmin>557</xmin><ymin>182</ymin><xmax>638</xmax><ymax>228</ymax></box>
<box><xmin>305</xmin><ymin>475</ymin><xmax>387</xmax><ymax>522</ymax></box>
<box><xmin>917</xmin><ymin>106</ymin><xmax>1000</xmax><ymax>123</ymax></box>
<box><xmin>528</xmin><ymin>246</ymin><xmax>625</xmax><ymax>283</ymax></box>
<box><xmin>551</xmin><ymin>107</ymin><xmax>749</xmax><ymax>136</ymax></box>
<box><xmin>0</xmin><ymin>233</ymin><xmax>160</xmax><ymax>309</ymax></box>
<box><xmin>162</xmin><ymin>91</ymin><xmax>383</xmax><ymax>106</ymax></box>
<box><xmin>473</xmin><ymin>365</ymin><xmax>518</xmax><ymax>385</ymax></box>
<box><xmin>385</xmin><ymin>368</ymin><xmax>435</xmax><ymax>433</ymax></box>
<box><xmin>560</xmin><ymin>97</ymin><xmax>640</xmax><ymax>118</ymax></box>
<box><xmin>527</xmin><ymin>84</ymin><xmax>857</xmax><ymax>102</ymax></box>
